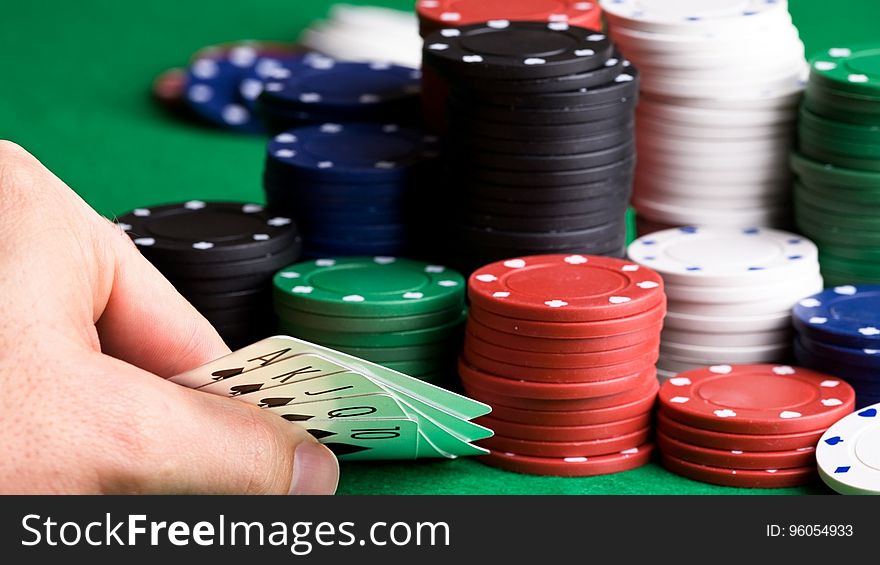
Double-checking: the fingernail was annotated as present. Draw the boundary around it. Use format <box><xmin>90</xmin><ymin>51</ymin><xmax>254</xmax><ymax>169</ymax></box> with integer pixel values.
<box><xmin>289</xmin><ymin>441</ymin><xmax>340</xmax><ymax>495</ymax></box>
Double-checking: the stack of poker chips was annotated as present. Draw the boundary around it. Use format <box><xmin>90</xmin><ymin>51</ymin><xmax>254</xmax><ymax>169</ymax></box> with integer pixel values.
<box><xmin>415</xmin><ymin>0</ymin><xmax>603</xmax><ymax>133</ymax></box>
<box><xmin>459</xmin><ymin>254</ymin><xmax>665</xmax><ymax>477</ymax></box>
<box><xmin>601</xmin><ymin>0</ymin><xmax>807</xmax><ymax>231</ymax></box>
<box><xmin>253</xmin><ymin>57</ymin><xmax>422</xmax><ymax>135</ymax></box>
<box><xmin>791</xmin><ymin>46</ymin><xmax>880</xmax><ymax>285</ymax></box>
<box><xmin>793</xmin><ymin>286</ymin><xmax>880</xmax><ymax>409</ymax></box>
<box><xmin>263</xmin><ymin>123</ymin><xmax>439</xmax><ymax>258</ymax></box>
<box><xmin>657</xmin><ymin>365</ymin><xmax>855</xmax><ymax>488</ymax></box>
<box><xmin>627</xmin><ymin>227</ymin><xmax>822</xmax><ymax>379</ymax></box>
<box><xmin>272</xmin><ymin>257</ymin><xmax>466</xmax><ymax>384</ymax></box>
<box><xmin>421</xmin><ymin>21</ymin><xmax>638</xmax><ymax>273</ymax></box>
<box><xmin>117</xmin><ymin>201</ymin><xmax>301</xmax><ymax>348</ymax></box>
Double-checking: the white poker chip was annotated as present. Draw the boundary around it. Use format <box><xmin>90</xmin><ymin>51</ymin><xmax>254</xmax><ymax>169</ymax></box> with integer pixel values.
<box><xmin>636</xmin><ymin>104</ymin><xmax>798</xmax><ymax>128</ymax></box>
<box><xmin>667</xmin><ymin>283</ymin><xmax>824</xmax><ymax>318</ymax></box>
<box><xmin>663</xmin><ymin>309</ymin><xmax>793</xmax><ymax>333</ymax></box>
<box><xmin>657</xmin><ymin>367</ymin><xmax>678</xmax><ymax>384</ymax></box>
<box><xmin>635</xmin><ymin>114</ymin><xmax>795</xmax><ymax>141</ymax></box>
<box><xmin>817</xmin><ymin>402</ymin><xmax>880</xmax><ymax>495</ymax></box>
<box><xmin>641</xmin><ymin>67</ymin><xmax>807</xmax><ymax>99</ymax></box>
<box><xmin>636</xmin><ymin>138</ymin><xmax>791</xmax><ymax>163</ymax></box>
<box><xmin>600</xmin><ymin>0</ymin><xmax>791</xmax><ymax>35</ymax></box>
<box><xmin>632</xmin><ymin>198</ymin><xmax>789</xmax><ymax>228</ymax></box>
<box><xmin>633</xmin><ymin>171</ymin><xmax>788</xmax><ymax>198</ymax></box>
<box><xmin>641</xmin><ymin>83</ymin><xmax>804</xmax><ymax>110</ymax></box>
<box><xmin>636</xmin><ymin>129</ymin><xmax>792</xmax><ymax>154</ymax></box>
<box><xmin>635</xmin><ymin>184</ymin><xmax>789</xmax><ymax>208</ymax></box>
<box><xmin>628</xmin><ymin>227</ymin><xmax>820</xmax><ymax>287</ymax></box>
<box><xmin>635</xmin><ymin>161</ymin><xmax>791</xmax><ymax>186</ymax></box>
<box><xmin>660</xmin><ymin>340</ymin><xmax>791</xmax><ymax>364</ymax></box>
<box><xmin>663</xmin><ymin>273</ymin><xmax>821</xmax><ymax>304</ymax></box>
<box><xmin>662</xmin><ymin>327</ymin><xmax>792</xmax><ymax>348</ymax></box>
<box><xmin>617</xmin><ymin>30</ymin><xmax>804</xmax><ymax>69</ymax></box>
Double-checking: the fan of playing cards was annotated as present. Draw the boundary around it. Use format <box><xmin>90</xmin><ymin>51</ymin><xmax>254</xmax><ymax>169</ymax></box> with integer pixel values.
<box><xmin>171</xmin><ymin>336</ymin><xmax>493</xmax><ymax>460</ymax></box>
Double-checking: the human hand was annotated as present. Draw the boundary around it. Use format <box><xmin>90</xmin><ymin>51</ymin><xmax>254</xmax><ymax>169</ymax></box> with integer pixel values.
<box><xmin>0</xmin><ymin>141</ymin><xmax>339</xmax><ymax>494</ymax></box>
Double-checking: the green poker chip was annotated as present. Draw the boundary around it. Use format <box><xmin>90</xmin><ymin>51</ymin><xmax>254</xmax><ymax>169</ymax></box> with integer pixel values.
<box><xmin>275</xmin><ymin>303</ymin><xmax>465</xmax><ymax>333</ymax></box>
<box><xmin>796</xmin><ymin>200</ymin><xmax>880</xmax><ymax>230</ymax></box>
<box><xmin>331</xmin><ymin>340</ymin><xmax>460</xmax><ymax>362</ymax></box>
<box><xmin>279</xmin><ymin>309</ymin><xmax>466</xmax><ymax>348</ymax></box>
<box><xmin>791</xmin><ymin>151</ymin><xmax>880</xmax><ymax>188</ymax></box>
<box><xmin>818</xmin><ymin>242</ymin><xmax>880</xmax><ymax>262</ymax></box>
<box><xmin>819</xmin><ymin>253</ymin><xmax>880</xmax><ymax>278</ymax></box>
<box><xmin>810</xmin><ymin>46</ymin><xmax>880</xmax><ymax>98</ymax></box>
<box><xmin>799</xmin><ymin>106</ymin><xmax>880</xmax><ymax>143</ymax></box>
<box><xmin>797</xmin><ymin>178</ymin><xmax>880</xmax><ymax>204</ymax></box>
<box><xmin>383</xmin><ymin>357</ymin><xmax>455</xmax><ymax>376</ymax></box>
<box><xmin>798</xmin><ymin>139</ymin><xmax>880</xmax><ymax>172</ymax></box>
<box><xmin>796</xmin><ymin>181</ymin><xmax>880</xmax><ymax>208</ymax></box>
<box><xmin>798</xmin><ymin>129</ymin><xmax>880</xmax><ymax>159</ymax></box>
<box><xmin>273</xmin><ymin>257</ymin><xmax>466</xmax><ymax>317</ymax></box>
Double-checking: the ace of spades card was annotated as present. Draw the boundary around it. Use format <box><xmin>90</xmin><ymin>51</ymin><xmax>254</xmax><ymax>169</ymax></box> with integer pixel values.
<box><xmin>170</xmin><ymin>336</ymin><xmax>493</xmax><ymax>461</ymax></box>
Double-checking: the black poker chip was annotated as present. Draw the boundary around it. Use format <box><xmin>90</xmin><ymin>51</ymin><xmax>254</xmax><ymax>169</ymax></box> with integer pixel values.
<box><xmin>446</xmin><ymin>126</ymin><xmax>634</xmax><ymax>156</ymax></box>
<box><xmin>443</xmin><ymin>54</ymin><xmax>630</xmax><ymax>95</ymax></box>
<box><xmin>459</xmin><ymin>174</ymin><xmax>634</xmax><ymax>203</ymax></box>
<box><xmin>448</xmin><ymin>141</ymin><xmax>635</xmax><ymax>172</ymax></box>
<box><xmin>151</xmin><ymin>244</ymin><xmax>301</xmax><ymax>280</ymax></box>
<box><xmin>464</xmin><ymin>191</ymin><xmax>631</xmax><ymax>217</ymax></box>
<box><xmin>447</xmin><ymin>112</ymin><xmax>632</xmax><ymax>140</ymax></box>
<box><xmin>456</xmin><ymin>156</ymin><xmax>636</xmax><ymax>187</ymax></box>
<box><xmin>448</xmin><ymin>96</ymin><xmax>638</xmax><ymax>126</ymax></box>
<box><xmin>118</xmin><ymin>201</ymin><xmax>299</xmax><ymax>264</ymax></box>
<box><xmin>452</xmin><ymin>68</ymin><xmax>640</xmax><ymax>109</ymax></box>
<box><xmin>185</xmin><ymin>288</ymin><xmax>273</xmax><ymax>311</ymax></box>
<box><xmin>422</xmin><ymin>22</ymin><xmax>613</xmax><ymax>81</ymax></box>
<box><xmin>453</xmin><ymin>220</ymin><xmax>626</xmax><ymax>249</ymax></box>
<box><xmin>171</xmin><ymin>272</ymin><xmax>280</xmax><ymax>294</ymax></box>
<box><xmin>460</xmin><ymin>204</ymin><xmax>627</xmax><ymax>233</ymax></box>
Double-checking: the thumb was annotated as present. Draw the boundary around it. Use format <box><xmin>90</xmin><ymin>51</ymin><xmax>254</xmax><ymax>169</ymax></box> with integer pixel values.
<box><xmin>98</xmin><ymin>356</ymin><xmax>339</xmax><ymax>495</ymax></box>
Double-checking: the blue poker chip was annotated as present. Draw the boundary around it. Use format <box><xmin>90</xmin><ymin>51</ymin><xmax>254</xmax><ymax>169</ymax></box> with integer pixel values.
<box><xmin>259</xmin><ymin>60</ymin><xmax>421</xmax><ymax>110</ymax></box>
<box><xmin>797</xmin><ymin>332</ymin><xmax>880</xmax><ymax>371</ymax></box>
<box><xmin>794</xmin><ymin>337</ymin><xmax>880</xmax><ymax>384</ymax></box>
<box><xmin>184</xmin><ymin>46</ymin><xmax>268</xmax><ymax>133</ymax></box>
<box><xmin>303</xmin><ymin>238</ymin><xmax>408</xmax><ymax>258</ymax></box>
<box><xmin>237</xmin><ymin>54</ymin><xmax>311</xmax><ymax>113</ymax></box>
<box><xmin>793</xmin><ymin>285</ymin><xmax>880</xmax><ymax>349</ymax></box>
<box><xmin>266</xmin><ymin>124</ymin><xmax>440</xmax><ymax>183</ymax></box>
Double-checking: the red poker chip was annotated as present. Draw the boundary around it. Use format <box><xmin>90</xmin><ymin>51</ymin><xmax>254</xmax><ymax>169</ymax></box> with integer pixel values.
<box><xmin>462</xmin><ymin>375</ymin><xmax>658</xmax><ymax>412</ymax></box>
<box><xmin>416</xmin><ymin>0</ymin><xmax>602</xmax><ymax>31</ymax></box>
<box><xmin>658</xmin><ymin>364</ymin><xmax>856</xmax><ymax>435</ymax></box>
<box><xmin>479</xmin><ymin>428</ymin><xmax>651</xmax><ymax>458</ymax></box>
<box><xmin>660</xmin><ymin>453</ymin><xmax>817</xmax><ymax>489</ymax></box>
<box><xmin>479</xmin><ymin>443</ymin><xmax>654</xmax><ymax>477</ymax></box>
<box><xmin>487</xmin><ymin>380</ymin><xmax>659</xmax><ymax>426</ymax></box>
<box><xmin>458</xmin><ymin>357</ymin><xmax>655</xmax><ymax>399</ymax></box>
<box><xmin>152</xmin><ymin>67</ymin><xmax>188</xmax><ymax>109</ymax></box>
<box><xmin>465</xmin><ymin>331</ymin><xmax>660</xmax><ymax>369</ymax></box>
<box><xmin>468</xmin><ymin>255</ymin><xmax>665</xmax><ymax>323</ymax></box>
<box><xmin>469</xmin><ymin>302</ymin><xmax>667</xmax><ymax>340</ymax></box>
<box><xmin>477</xmin><ymin>412</ymin><xmax>653</xmax><ymax>442</ymax></box>
<box><xmin>656</xmin><ymin>430</ymin><xmax>816</xmax><ymax>471</ymax></box>
<box><xmin>463</xmin><ymin>344</ymin><xmax>659</xmax><ymax>382</ymax></box>
<box><xmin>467</xmin><ymin>315</ymin><xmax>663</xmax><ymax>353</ymax></box>
<box><xmin>656</xmin><ymin>412</ymin><xmax>825</xmax><ymax>453</ymax></box>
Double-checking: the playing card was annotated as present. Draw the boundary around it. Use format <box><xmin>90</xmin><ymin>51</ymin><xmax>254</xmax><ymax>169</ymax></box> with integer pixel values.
<box><xmin>169</xmin><ymin>336</ymin><xmax>493</xmax><ymax>461</ymax></box>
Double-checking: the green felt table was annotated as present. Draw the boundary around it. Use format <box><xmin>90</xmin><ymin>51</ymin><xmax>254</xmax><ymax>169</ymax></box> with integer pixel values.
<box><xmin>1</xmin><ymin>0</ymin><xmax>875</xmax><ymax>495</ymax></box>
